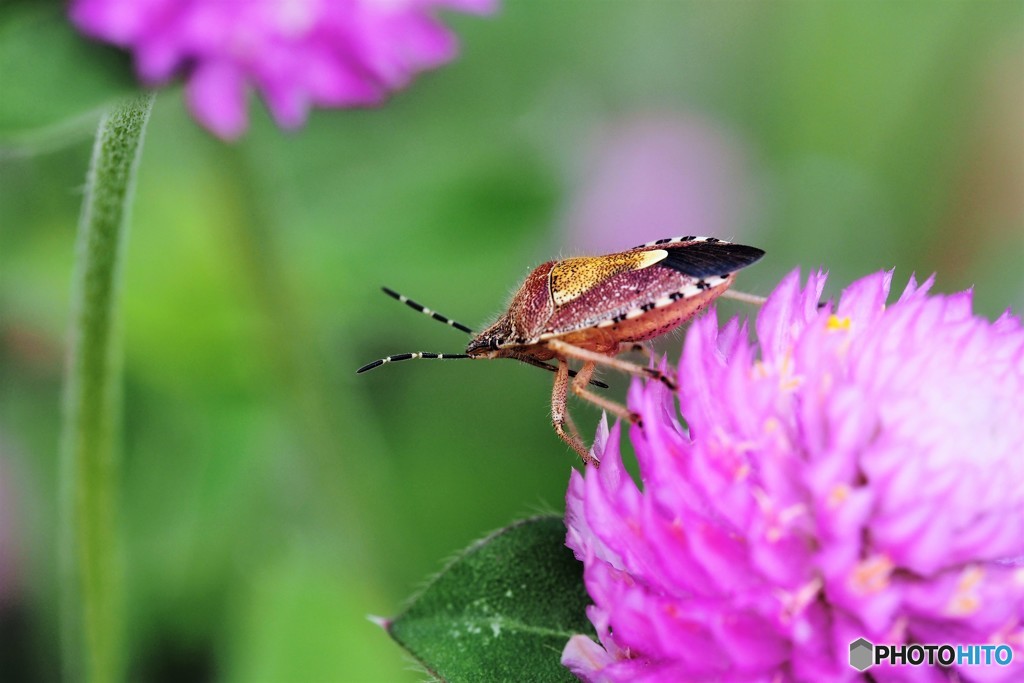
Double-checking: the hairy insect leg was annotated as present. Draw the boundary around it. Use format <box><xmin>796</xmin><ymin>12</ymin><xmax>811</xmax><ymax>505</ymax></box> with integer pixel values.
<box><xmin>547</xmin><ymin>339</ymin><xmax>678</xmax><ymax>391</ymax></box>
<box><xmin>551</xmin><ymin>359</ymin><xmax>596</xmax><ymax>465</ymax></box>
<box><xmin>570</xmin><ymin>362</ymin><xmax>639</xmax><ymax>427</ymax></box>
<box><xmin>720</xmin><ymin>289</ymin><xmax>767</xmax><ymax>306</ymax></box>
<box><xmin>552</xmin><ymin>361</ymin><xmax>586</xmax><ymax>445</ymax></box>
<box><xmin>562</xmin><ymin>406</ymin><xmax>584</xmax><ymax>446</ymax></box>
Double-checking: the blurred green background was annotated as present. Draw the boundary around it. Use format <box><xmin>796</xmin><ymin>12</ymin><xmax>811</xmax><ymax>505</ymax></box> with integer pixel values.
<box><xmin>1</xmin><ymin>1</ymin><xmax>1022</xmax><ymax>681</ymax></box>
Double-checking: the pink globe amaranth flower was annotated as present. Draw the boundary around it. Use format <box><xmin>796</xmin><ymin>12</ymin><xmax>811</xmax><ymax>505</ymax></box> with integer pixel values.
<box><xmin>563</xmin><ymin>270</ymin><xmax>1024</xmax><ymax>683</ymax></box>
<box><xmin>70</xmin><ymin>0</ymin><xmax>496</xmax><ymax>139</ymax></box>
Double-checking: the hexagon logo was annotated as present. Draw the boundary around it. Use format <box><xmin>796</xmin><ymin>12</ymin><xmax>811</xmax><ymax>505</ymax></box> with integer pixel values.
<box><xmin>849</xmin><ymin>638</ymin><xmax>874</xmax><ymax>671</ymax></box>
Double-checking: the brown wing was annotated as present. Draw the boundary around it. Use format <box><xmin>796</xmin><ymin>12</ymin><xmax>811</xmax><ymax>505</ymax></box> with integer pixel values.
<box><xmin>536</xmin><ymin>237</ymin><xmax>764</xmax><ymax>341</ymax></box>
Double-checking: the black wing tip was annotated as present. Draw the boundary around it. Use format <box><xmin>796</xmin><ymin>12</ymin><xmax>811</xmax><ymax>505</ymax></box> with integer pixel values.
<box><xmin>660</xmin><ymin>241</ymin><xmax>766</xmax><ymax>278</ymax></box>
<box><xmin>726</xmin><ymin>243</ymin><xmax>766</xmax><ymax>266</ymax></box>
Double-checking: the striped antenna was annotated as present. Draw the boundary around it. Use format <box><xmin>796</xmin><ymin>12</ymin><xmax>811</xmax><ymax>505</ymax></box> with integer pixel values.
<box><xmin>357</xmin><ymin>352</ymin><xmax>471</xmax><ymax>374</ymax></box>
<box><xmin>355</xmin><ymin>349</ymin><xmax>608</xmax><ymax>388</ymax></box>
<box><xmin>382</xmin><ymin>287</ymin><xmax>474</xmax><ymax>334</ymax></box>
<box><xmin>367</xmin><ymin>287</ymin><xmax>607</xmax><ymax>388</ymax></box>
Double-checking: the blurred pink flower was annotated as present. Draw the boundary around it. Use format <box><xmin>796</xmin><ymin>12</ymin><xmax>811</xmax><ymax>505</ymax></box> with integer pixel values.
<box><xmin>562</xmin><ymin>114</ymin><xmax>755</xmax><ymax>255</ymax></box>
<box><xmin>70</xmin><ymin>0</ymin><xmax>496</xmax><ymax>139</ymax></box>
<box><xmin>563</xmin><ymin>270</ymin><xmax>1024</xmax><ymax>682</ymax></box>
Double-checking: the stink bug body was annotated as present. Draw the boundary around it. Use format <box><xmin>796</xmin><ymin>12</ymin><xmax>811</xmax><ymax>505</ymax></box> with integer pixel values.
<box><xmin>358</xmin><ymin>236</ymin><xmax>765</xmax><ymax>464</ymax></box>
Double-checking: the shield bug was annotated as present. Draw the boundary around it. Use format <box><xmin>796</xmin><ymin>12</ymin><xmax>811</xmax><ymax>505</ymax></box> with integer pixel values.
<box><xmin>357</xmin><ymin>236</ymin><xmax>765</xmax><ymax>464</ymax></box>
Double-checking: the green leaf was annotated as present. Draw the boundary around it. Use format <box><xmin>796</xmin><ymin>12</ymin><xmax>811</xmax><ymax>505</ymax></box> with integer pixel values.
<box><xmin>0</xmin><ymin>1</ymin><xmax>137</xmax><ymax>146</ymax></box>
<box><xmin>387</xmin><ymin>516</ymin><xmax>593</xmax><ymax>683</ymax></box>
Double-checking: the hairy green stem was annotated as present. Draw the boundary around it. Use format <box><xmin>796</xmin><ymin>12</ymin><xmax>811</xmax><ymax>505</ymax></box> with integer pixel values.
<box><xmin>59</xmin><ymin>92</ymin><xmax>154</xmax><ymax>683</ymax></box>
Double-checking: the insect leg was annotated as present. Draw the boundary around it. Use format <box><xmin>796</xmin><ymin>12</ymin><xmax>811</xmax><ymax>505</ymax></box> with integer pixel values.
<box><xmin>570</xmin><ymin>362</ymin><xmax>639</xmax><ymax>426</ymax></box>
<box><xmin>720</xmin><ymin>289</ymin><xmax>767</xmax><ymax>306</ymax></box>
<box><xmin>547</xmin><ymin>339</ymin><xmax>678</xmax><ymax>391</ymax></box>
<box><xmin>551</xmin><ymin>359</ymin><xmax>597</xmax><ymax>464</ymax></box>
<box><xmin>564</xmin><ymin>409</ymin><xmax>584</xmax><ymax>443</ymax></box>
<box><xmin>561</xmin><ymin>398</ymin><xmax>585</xmax><ymax>447</ymax></box>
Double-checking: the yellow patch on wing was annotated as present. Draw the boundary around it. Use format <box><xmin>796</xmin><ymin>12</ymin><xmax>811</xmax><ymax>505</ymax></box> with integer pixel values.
<box><xmin>550</xmin><ymin>249</ymin><xmax>668</xmax><ymax>306</ymax></box>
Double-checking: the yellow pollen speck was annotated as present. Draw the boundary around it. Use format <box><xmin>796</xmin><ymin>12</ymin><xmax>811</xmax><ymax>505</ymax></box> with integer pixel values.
<box><xmin>776</xmin><ymin>578</ymin><xmax>823</xmax><ymax>621</ymax></box>
<box><xmin>752</xmin><ymin>361</ymin><xmax>769</xmax><ymax>380</ymax></box>
<box><xmin>947</xmin><ymin>595</ymin><xmax>980</xmax><ymax>616</ymax></box>
<box><xmin>550</xmin><ymin>249</ymin><xmax>668</xmax><ymax>306</ymax></box>
<box><xmin>781</xmin><ymin>376</ymin><xmax>802</xmax><ymax>391</ymax></box>
<box><xmin>945</xmin><ymin>566</ymin><xmax>984</xmax><ymax>616</ymax></box>
<box><xmin>958</xmin><ymin>566</ymin><xmax>985</xmax><ymax>591</ymax></box>
<box><xmin>850</xmin><ymin>555</ymin><xmax>893</xmax><ymax>594</ymax></box>
<box><xmin>826</xmin><ymin>314</ymin><xmax>851</xmax><ymax>332</ymax></box>
<box><xmin>754</xmin><ymin>355</ymin><xmax>796</xmax><ymax>387</ymax></box>
<box><xmin>827</xmin><ymin>484</ymin><xmax>850</xmax><ymax>509</ymax></box>
<box><xmin>777</xmin><ymin>352</ymin><xmax>802</xmax><ymax>391</ymax></box>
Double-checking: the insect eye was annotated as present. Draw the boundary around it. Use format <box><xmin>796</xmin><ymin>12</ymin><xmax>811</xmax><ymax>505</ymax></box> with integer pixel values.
<box><xmin>490</xmin><ymin>338</ymin><xmax>498</xmax><ymax>349</ymax></box>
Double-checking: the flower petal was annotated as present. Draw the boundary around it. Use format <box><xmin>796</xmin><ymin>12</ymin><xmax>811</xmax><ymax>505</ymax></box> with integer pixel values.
<box><xmin>565</xmin><ymin>270</ymin><xmax>1024</xmax><ymax>681</ymax></box>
